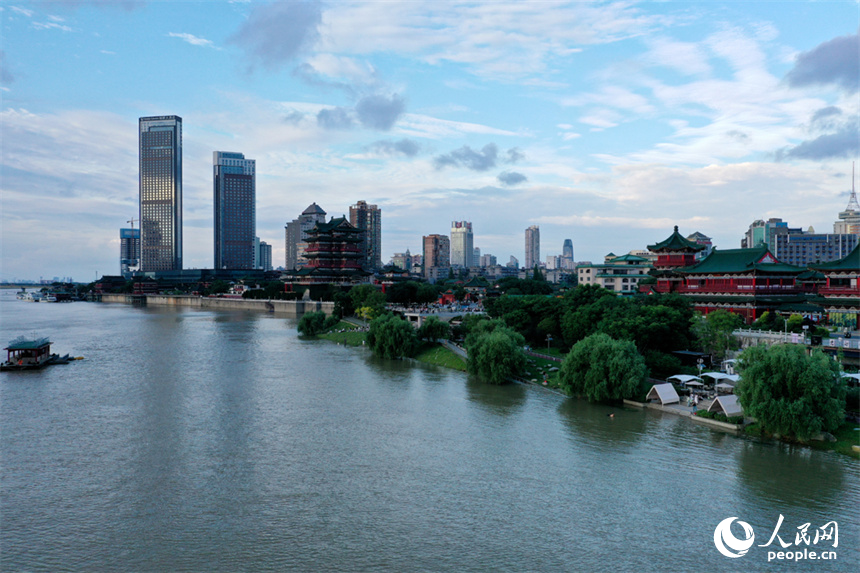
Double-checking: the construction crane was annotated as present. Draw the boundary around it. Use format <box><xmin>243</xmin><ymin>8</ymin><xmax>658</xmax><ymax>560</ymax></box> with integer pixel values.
<box><xmin>127</xmin><ymin>217</ymin><xmax>138</xmax><ymax>230</ymax></box>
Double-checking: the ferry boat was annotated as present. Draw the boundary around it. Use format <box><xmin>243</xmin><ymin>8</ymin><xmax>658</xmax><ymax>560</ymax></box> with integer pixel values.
<box><xmin>1</xmin><ymin>337</ymin><xmax>74</xmax><ymax>371</ymax></box>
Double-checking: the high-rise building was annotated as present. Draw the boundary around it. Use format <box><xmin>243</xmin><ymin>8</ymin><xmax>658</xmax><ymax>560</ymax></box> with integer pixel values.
<box><xmin>349</xmin><ymin>200</ymin><xmax>382</xmax><ymax>271</ymax></box>
<box><xmin>473</xmin><ymin>247</ymin><xmax>481</xmax><ymax>264</ymax></box>
<box><xmin>257</xmin><ymin>240</ymin><xmax>272</xmax><ymax>271</ymax></box>
<box><xmin>214</xmin><ymin>151</ymin><xmax>256</xmax><ymax>269</ymax></box>
<box><xmin>562</xmin><ymin>239</ymin><xmax>574</xmax><ymax>270</ymax></box>
<box><xmin>508</xmin><ymin>255</ymin><xmax>519</xmax><ymax>268</ymax></box>
<box><xmin>775</xmin><ymin>232</ymin><xmax>858</xmax><ymax>266</ymax></box>
<box><xmin>525</xmin><ymin>225</ymin><xmax>540</xmax><ymax>270</ymax></box>
<box><xmin>139</xmin><ymin>115</ymin><xmax>182</xmax><ymax>271</ymax></box>
<box><xmin>120</xmin><ymin>228</ymin><xmax>140</xmax><ymax>278</ymax></box>
<box><xmin>423</xmin><ymin>234</ymin><xmax>450</xmax><ymax>281</ymax></box>
<box><xmin>834</xmin><ymin>173</ymin><xmax>860</xmax><ymax>234</ymax></box>
<box><xmin>450</xmin><ymin>221</ymin><xmax>474</xmax><ymax>268</ymax></box>
<box><xmin>391</xmin><ymin>250</ymin><xmax>413</xmax><ymax>272</ymax></box>
<box><xmin>480</xmin><ymin>254</ymin><xmax>497</xmax><ymax>268</ymax></box>
<box><xmin>285</xmin><ymin>203</ymin><xmax>327</xmax><ymax>270</ymax></box>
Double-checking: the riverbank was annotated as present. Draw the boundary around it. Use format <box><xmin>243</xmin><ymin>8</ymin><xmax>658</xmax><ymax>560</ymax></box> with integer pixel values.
<box><xmin>98</xmin><ymin>293</ymin><xmax>334</xmax><ymax>317</ymax></box>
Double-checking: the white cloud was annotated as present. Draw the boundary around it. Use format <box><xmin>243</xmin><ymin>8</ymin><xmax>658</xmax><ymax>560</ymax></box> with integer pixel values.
<box><xmin>167</xmin><ymin>32</ymin><xmax>218</xmax><ymax>49</ymax></box>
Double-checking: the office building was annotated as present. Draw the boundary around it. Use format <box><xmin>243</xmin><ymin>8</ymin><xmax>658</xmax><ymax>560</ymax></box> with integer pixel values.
<box><xmin>285</xmin><ymin>203</ymin><xmax>327</xmax><ymax>270</ymax></box>
<box><xmin>391</xmin><ymin>250</ymin><xmax>413</xmax><ymax>272</ymax></box>
<box><xmin>480</xmin><ymin>254</ymin><xmax>497</xmax><ymax>268</ymax></box>
<box><xmin>214</xmin><ymin>151</ymin><xmax>256</xmax><ymax>269</ymax></box>
<box><xmin>120</xmin><ymin>228</ymin><xmax>140</xmax><ymax>278</ymax></box>
<box><xmin>257</xmin><ymin>240</ymin><xmax>272</xmax><ymax>271</ymax></box>
<box><xmin>139</xmin><ymin>115</ymin><xmax>182</xmax><ymax>271</ymax></box>
<box><xmin>774</xmin><ymin>232</ymin><xmax>858</xmax><ymax>266</ymax></box>
<box><xmin>349</xmin><ymin>200</ymin><xmax>382</xmax><ymax>271</ymax></box>
<box><xmin>562</xmin><ymin>239</ymin><xmax>574</xmax><ymax>270</ymax></box>
<box><xmin>423</xmin><ymin>234</ymin><xmax>450</xmax><ymax>281</ymax></box>
<box><xmin>508</xmin><ymin>255</ymin><xmax>519</xmax><ymax>268</ymax></box>
<box><xmin>525</xmin><ymin>225</ymin><xmax>540</xmax><ymax>270</ymax></box>
<box><xmin>450</xmin><ymin>221</ymin><xmax>474</xmax><ymax>268</ymax></box>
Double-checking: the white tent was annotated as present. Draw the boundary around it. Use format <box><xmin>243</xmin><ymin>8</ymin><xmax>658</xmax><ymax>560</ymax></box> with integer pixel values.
<box><xmin>667</xmin><ymin>374</ymin><xmax>703</xmax><ymax>385</ymax></box>
<box><xmin>701</xmin><ymin>372</ymin><xmax>734</xmax><ymax>382</ymax></box>
<box><xmin>708</xmin><ymin>395</ymin><xmax>743</xmax><ymax>417</ymax></box>
<box><xmin>724</xmin><ymin>374</ymin><xmax>741</xmax><ymax>385</ymax></box>
<box><xmin>841</xmin><ymin>373</ymin><xmax>860</xmax><ymax>387</ymax></box>
<box><xmin>715</xmin><ymin>383</ymin><xmax>735</xmax><ymax>393</ymax></box>
<box><xmin>646</xmin><ymin>383</ymin><xmax>680</xmax><ymax>405</ymax></box>
<box><xmin>685</xmin><ymin>380</ymin><xmax>704</xmax><ymax>387</ymax></box>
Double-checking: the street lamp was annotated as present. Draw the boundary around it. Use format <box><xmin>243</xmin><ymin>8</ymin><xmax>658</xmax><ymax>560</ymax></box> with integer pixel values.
<box><xmin>546</xmin><ymin>334</ymin><xmax>553</xmax><ymax>350</ymax></box>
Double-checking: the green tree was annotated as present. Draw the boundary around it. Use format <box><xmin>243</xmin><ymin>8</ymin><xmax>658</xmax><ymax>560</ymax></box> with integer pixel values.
<box><xmin>417</xmin><ymin>316</ymin><xmax>451</xmax><ymax>341</ymax></box>
<box><xmin>297</xmin><ymin>311</ymin><xmax>327</xmax><ymax>336</ymax></box>
<box><xmin>466</xmin><ymin>329</ymin><xmax>527</xmax><ymax>385</ymax></box>
<box><xmin>736</xmin><ymin>344</ymin><xmax>845</xmax><ymax>440</ymax></box>
<box><xmin>786</xmin><ymin>313</ymin><xmax>804</xmax><ymax>333</ymax></box>
<box><xmin>366</xmin><ymin>314</ymin><xmax>419</xmax><ymax>359</ymax></box>
<box><xmin>692</xmin><ymin>309</ymin><xmax>743</xmax><ymax>362</ymax></box>
<box><xmin>205</xmin><ymin>279</ymin><xmax>230</xmax><ymax>296</ymax></box>
<box><xmin>349</xmin><ymin>284</ymin><xmax>387</xmax><ymax>316</ymax></box>
<box><xmin>532</xmin><ymin>265</ymin><xmax>544</xmax><ymax>281</ymax></box>
<box><xmin>558</xmin><ymin>333</ymin><xmax>647</xmax><ymax>402</ymax></box>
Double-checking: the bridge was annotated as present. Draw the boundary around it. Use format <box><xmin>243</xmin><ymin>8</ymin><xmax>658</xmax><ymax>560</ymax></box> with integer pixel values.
<box><xmin>734</xmin><ymin>328</ymin><xmax>859</xmax><ymax>365</ymax></box>
<box><xmin>388</xmin><ymin>305</ymin><xmax>485</xmax><ymax>328</ymax></box>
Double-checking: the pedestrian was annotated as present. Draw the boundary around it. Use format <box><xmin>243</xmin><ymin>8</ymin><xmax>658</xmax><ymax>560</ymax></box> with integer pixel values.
<box><xmin>693</xmin><ymin>393</ymin><xmax>699</xmax><ymax>412</ymax></box>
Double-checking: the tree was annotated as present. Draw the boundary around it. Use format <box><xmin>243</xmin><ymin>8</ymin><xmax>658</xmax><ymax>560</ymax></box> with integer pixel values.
<box><xmin>417</xmin><ymin>316</ymin><xmax>451</xmax><ymax>341</ymax></box>
<box><xmin>467</xmin><ymin>329</ymin><xmax>526</xmax><ymax>385</ymax></box>
<box><xmin>297</xmin><ymin>311</ymin><xmax>327</xmax><ymax>336</ymax></box>
<box><xmin>735</xmin><ymin>344</ymin><xmax>845</xmax><ymax>440</ymax></box>
<box><xmin>557</xmin><ymin>333</ymin><xmax>647</xmax><ymax>402</ymax></box>
<box><xmin>692</xmin><ymin>309</ymin><xmax>743</xmax><ymax>362</ymax></box>
<box><xmin>366</xmin><ymin>314</ymin><xmax>419</xmax><ymax>359</ymax></box>
<box><xmin>532</xmin><ymin>265</ymin><xmax>544</xmax><ymax>281</ymax></box>
<box><xmin>205</xmin><ymin>279</ymin><xmax>230</xmax><ymax>296</ymax></box>
<box><xmin>349</xmin><ymin>284</ymin><xmax>387</xmax><ymax>317</ymax></box>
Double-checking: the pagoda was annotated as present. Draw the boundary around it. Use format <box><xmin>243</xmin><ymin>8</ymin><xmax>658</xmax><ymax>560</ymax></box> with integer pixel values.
<box><xmin>646</xmin><ymin>226</ymin><xmax>705</xmax><ymax>293</ymax></box>
<box><xmin>285</xmin><ymin>217</ymin><xmax>370</xmax><ymax>285</ymax></box>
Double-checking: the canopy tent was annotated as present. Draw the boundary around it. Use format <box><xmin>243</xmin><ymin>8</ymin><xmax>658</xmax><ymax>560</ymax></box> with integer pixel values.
<box><xmin>723</xmin><ymin>374</ymin><xmax>741</xmax><ymax>385</ymax></box>
<box><xmin>708</xmin><ymin>395</ymin><xmax>743</xmax><ymax>417</ymax></box>
<box><xmin>684</xmin><ymin>380</ymin><xmax>704</xmax><ymax>387</ymax></box>
<box><xmin>667</xmin><ymin>374</ymin><xmax>703</xmax><ymax>385</ymax></box>
<box><xmin>715</xmin><ymin>383</ymin><xmax>735</xmax><ymax>393</ymax></box>
<box><xmin>646</xmin><ymin>383</ymin><xmax>680</xmax><ymax>405</ymax></box>
<box><xmin>701</xmin><ymin>372</ymin><xmax>734</xmax><ymax>382</ymax></box>
<box><xmin>841</xmin><ymin>373</ymin><xmax>860</xmax><ymax>387</ymax></box>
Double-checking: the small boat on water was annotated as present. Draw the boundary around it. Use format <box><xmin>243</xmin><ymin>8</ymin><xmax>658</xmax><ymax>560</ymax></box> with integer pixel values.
<box><xmin>1</xmin><ymin>336</ymin><xmax>79</xmax><ymax>371</ymax></box>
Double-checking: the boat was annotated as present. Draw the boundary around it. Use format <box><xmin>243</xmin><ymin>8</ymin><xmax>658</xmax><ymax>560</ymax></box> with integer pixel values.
<box><xmin>15</xmin><ymin>289</ymin><xmax>27</xmax><ymax>300</ymax></box>
<box><xmin>1</xmin><ymin>336</ymin><xmax>78</xmax><ymax>371</ymax></box>
<box><xmin>20</xmin><ymin>292</ymin><xmax>43</xmax><ymax>302</ymax></box>
<box><xmin>42</xmin><ymin>295</ymin><xmax>58</xmax><ymax>303</ymax></box>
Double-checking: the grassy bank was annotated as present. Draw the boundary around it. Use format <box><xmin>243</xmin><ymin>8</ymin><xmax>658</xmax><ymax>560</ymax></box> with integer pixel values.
<box><xmin>414</xmin><ymin>343</ymin><xmax>467</xmax><ymax>371</ymax></box>
<box><xmin>745</xmin><ymin>422</ymin><xmax>859</xmax><ymax>460</ymax></box>
<box><xmin>318</xmin><ymin>321</ymin><xmax>367</xmax><ymax>347</ymax></box>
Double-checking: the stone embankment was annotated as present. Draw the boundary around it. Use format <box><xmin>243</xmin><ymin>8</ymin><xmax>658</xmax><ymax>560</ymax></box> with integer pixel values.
<box><xmin>98</xmin><ymin>294</ymin><xmax>334</xmax><ymax>317</ymax></box>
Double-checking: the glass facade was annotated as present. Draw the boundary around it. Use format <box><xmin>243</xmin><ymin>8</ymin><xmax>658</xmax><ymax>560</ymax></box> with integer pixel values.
<box><xmin>139</xmin><ymin>116</ymin><xmax>182</xmax><ymax>271</ymax></box>
<box><xmin>213</xmin><ymin>151</ymin><xmax>256</xmax><ymax>270</ymax></box>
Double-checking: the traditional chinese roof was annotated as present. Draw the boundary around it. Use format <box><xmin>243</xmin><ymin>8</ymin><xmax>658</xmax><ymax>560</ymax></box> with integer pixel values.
<box><xmin>608</xmin><ymin>254</ymin><xmax>650</xmax><ymax>263</ymax></box>
<box><xmin>464</xmin><ymin>276</ymin><xmax>490</xmax><ymax>288</ymax></box>
<box><xmin>648</xmin><ymin>226</ymin><xmax>706</xmax><ymax>252</ymax></box>
<box><xmin>677</xmin><ymin>245</ymin><xmax>804</xmax><ymax>275</ymax></box>
<box><xmin>308</xmin><ymin>217</ymin><xmax>363</xmax><ymax>236</ymax></box>
<box><xmin>808</xmin><ymin>243</ymin><xmax>860</xmax><ymax>272</ymax></box>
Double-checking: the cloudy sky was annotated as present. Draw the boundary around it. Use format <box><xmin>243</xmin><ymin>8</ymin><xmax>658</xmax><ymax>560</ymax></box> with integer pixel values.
<box><xmin>1</xmin><ymin>1</ymin><xmax>858</xmax><ymax>281</ymax></box>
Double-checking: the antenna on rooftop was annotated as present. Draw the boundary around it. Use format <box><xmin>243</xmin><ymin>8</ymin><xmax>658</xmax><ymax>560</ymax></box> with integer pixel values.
<box><xmin>848</xmin><ymin>162</ymin><xmax>860</xmax><ymax>211</ymax></box>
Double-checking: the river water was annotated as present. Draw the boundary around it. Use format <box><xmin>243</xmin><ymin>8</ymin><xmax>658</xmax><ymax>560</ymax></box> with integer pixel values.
<box><xmin>1</xmin><ymin>290</ymin><xmax>857</xmax><ymax>572</ymax></box>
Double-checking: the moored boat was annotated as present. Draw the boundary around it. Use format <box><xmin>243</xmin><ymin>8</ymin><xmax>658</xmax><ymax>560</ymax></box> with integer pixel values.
<box><xmin>1</xmin><ymin>337</ymin><xmax>78</xmax><ymax>371</ymax></box>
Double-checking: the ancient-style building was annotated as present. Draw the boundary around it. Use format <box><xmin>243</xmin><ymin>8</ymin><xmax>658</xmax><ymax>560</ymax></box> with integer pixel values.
<box><xmin>284</xmin><ymin>217</ymin><xmax>370</xmax><ymax>286</ymax></box>
<box><xmin>810</xmin><ymin>243</ymin><xmax>860</xmax><ymax>330</ymax></box>
<box><xmin>646</xmin><ymin>226</ymin><xmax>706</xmax><ymax>294</ymax></box>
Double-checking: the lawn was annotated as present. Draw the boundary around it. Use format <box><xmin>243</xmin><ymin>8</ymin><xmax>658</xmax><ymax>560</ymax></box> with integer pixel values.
<box><xmin>318</xmin><ymin>321</ymin><xmax>367</xmax><ymax>347</ymax></box>
<box><xmin>414</xmin><ymin>343</ymin><xmax>467</xmax><ymax>371</ymax></box>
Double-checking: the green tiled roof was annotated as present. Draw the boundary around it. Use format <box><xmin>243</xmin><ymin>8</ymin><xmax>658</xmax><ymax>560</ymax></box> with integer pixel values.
<box><xmin>5</xmin><ymin>336</ymin><xmax>51</xmax><ymax>350</ymax></box>
<box><xmin>610</xmin><ymin>254</ymin><xmax>650</xmax><ymax>262</ymax></box>
<box><xmin>677</xmin><ymin>245</ymin><xmax>805</xmax><ymax>275</ymax></box>
<box><xmin>808</xmin><ymin>243</ymin><xmax>860</xmax><ymax>272</ymax></box>
<box><xmin>647</xmin><ymin>226</ymin><xmax>706</xmax><ymax>252</ymax></box>
<box><xmin>309</xmin><ymin>216</ymin><xmax>362</xmax><ymax>235</ymax></box>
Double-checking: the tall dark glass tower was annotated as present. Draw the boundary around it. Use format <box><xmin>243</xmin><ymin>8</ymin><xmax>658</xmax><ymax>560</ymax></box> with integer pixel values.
<box><xmin>139</xmin><ymin>115</ymin><xmax>182</xmax><ymax>271</ymax></box>
<box><xmin>213</xmin><ymin>151</ymin><xmax>256</xmax><ymax>269</ymax></box>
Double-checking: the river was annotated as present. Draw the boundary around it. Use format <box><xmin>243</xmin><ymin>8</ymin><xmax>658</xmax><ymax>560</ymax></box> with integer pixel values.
<box><xmin>1</xmin><ymin>290</ymin><xmax>857</xmax><ymax>572</ymax></box>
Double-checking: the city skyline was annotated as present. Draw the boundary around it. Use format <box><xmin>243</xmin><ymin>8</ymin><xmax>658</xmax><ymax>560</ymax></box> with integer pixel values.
<box><xmin>1</xmin><ymin>1</ymin><xmax>858</xmax><ymax>281</ymax></box>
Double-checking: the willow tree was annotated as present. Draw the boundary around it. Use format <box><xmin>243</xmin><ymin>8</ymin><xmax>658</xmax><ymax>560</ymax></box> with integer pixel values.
<box><xmin>736</xmin><ymin>344</ymin><xmax>845</xmax><ymax>440</ymax></box>
<box><xmin>558</xmin><ymin>333</ymin><xmax>647</xmax><ymax>402</ymax></box>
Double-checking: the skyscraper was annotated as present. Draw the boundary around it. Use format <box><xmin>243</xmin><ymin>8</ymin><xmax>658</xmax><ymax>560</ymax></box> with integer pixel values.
<box><xmin>525</xmin><ymin>225</ymin><xmax>540</xmax><ymax>270</ymax></box>
<box><xmin>562</xmin><ymin>239</ymin><xmax>574</xmax><ymax>269</ymax></box>
<box><xmin>349</xmin><ymin>200</ymin><xmax>382</xmax><ymax>271</ymax></box>
<box><xmin>285</xmin><ymin>203</ymin><xmax>327</xmax><ymax>270</ymax></box>
<box><xmin>450</xmin><ymin>221</ymin><xmax>474</xmax><ymax>267</ymax></box>
<box><xmin>119</xmin><ymin>228</ymin><xmax>140</xmax><ymax>278</ymax></box>
<box><xmin>214</xmin><ymin>151</ymin><xmax>256</xmax><ymax>269</ymax></box>
<box><xmin>139</xmin><ymin>115</ymin><xmax>182</xmax><ymax>272</ymax></box>
<box><xmin>423</xmin><ymin>234</ymin><xmax>450</xmax><ymax>281</ymax></box>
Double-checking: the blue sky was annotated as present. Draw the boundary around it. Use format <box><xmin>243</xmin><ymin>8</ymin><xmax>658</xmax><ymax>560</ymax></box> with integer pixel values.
<box><xmin>1</xmin><ymin>0</ymin><xmax>858</xmax><ymax>281</ymax></box>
